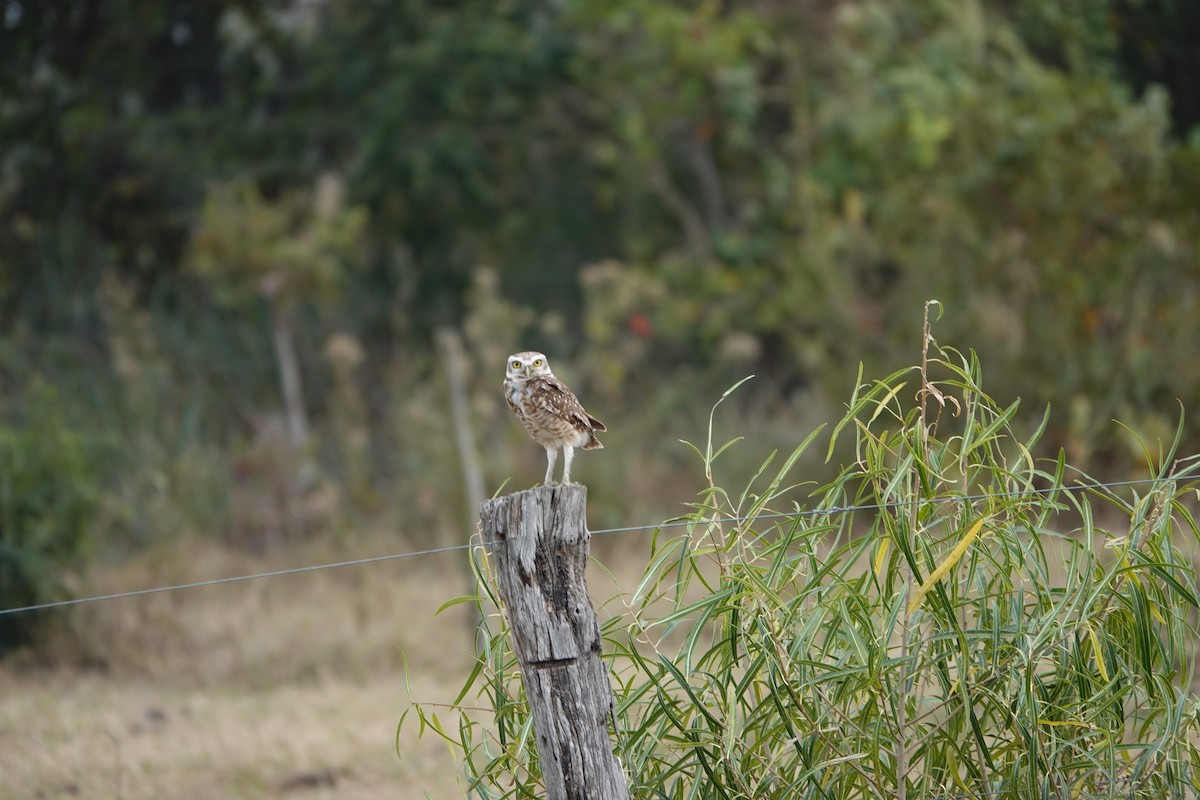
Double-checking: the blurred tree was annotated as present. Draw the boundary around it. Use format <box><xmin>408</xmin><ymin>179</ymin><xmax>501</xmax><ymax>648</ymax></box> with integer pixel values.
<box><xmin>1113</xmin><ymin>0</ymin><xmax>1200</xmax><ymax>136</ymax></box>
<box><xmin>0</xmin><ymin>0</ymin><xmax>290</xmax><ymax>322</ymax></box>
<box><xmin>301</xmin><ymin>0</ymin><xmax>616</xmax><ymax>329</ymax></box>
<box><xmin>3</xmin><ymin>0</ymin><xmax>1194</xmax><ymax>344</ymax></box>
<box><xmin>0</xmin><ymin>0</ymin><xmax>1198</xmax><ymax>552</ymax></box>
<box><xmin>186</xmin><ymin>175</ymin><xmax>365</xmax><ymax>451</ymax></box>
<box><xmin>802</xmin><ymin>0</ymin><xmax>1199</xmax><ymax>466</ymax></box>
<box><xmin>550</xmin><ymin>0</ymin><xmax>1200</xmax><ymax>469</ymax></box>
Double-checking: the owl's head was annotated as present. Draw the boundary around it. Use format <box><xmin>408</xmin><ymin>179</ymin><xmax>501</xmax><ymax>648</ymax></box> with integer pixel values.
<box><xmin>506</xmin><ymin>351</ymin><xmax>553</xmax><ymax>381</ymax></box>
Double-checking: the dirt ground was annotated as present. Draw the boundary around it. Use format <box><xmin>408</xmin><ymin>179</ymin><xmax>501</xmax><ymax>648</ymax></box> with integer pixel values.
<box><xmin>0</xmin><ymin>532</ymin><xmax>562</xmax><ymax>799</ymax></box>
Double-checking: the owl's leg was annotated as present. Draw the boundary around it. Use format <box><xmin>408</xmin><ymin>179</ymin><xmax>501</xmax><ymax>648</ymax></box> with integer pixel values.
<box><xmin>561</xmin><ymin>445</ymin><xmax>575</xmax><ymax>484</ymax></box>
<box><xmin>543</xmin><ymin>446</ymin><xmax>558</xmax><ymax>485</ymax></box>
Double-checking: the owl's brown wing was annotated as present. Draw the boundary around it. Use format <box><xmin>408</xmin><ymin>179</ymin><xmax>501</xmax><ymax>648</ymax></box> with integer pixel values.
<box><xmin>532</xmin><ymin>376</ymin><xmax>602</xmax><ymax>432</ymax></box>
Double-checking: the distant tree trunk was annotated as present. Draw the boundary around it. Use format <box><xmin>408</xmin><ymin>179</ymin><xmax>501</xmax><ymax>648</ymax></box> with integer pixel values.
<box><xmin>437</xmin><ymin>327</ymin><xmax>487</xmax><ymax>652</ymax></box>
<box><xmin>646</xmin><ymin>160</ymin><xmax>714</xmax><ymax>264</ymax></box>
<box><xmin>437</xmin><ymin>328</ymin><xmax>486</xmax><ymax>524</ymax></box>
<box><xmin>270</xmin><ymin>303</ymin><xmax>310</xmax><ymax>452</ymax></box>
<box><xmin>684</xmin><ymin>134</ymin><xmax>730</xmax><ymax>232</ymax></box>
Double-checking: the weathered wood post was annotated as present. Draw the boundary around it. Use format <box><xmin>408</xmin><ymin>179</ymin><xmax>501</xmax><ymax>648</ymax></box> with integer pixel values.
<box><xmin>479</xmin><ymin>484</ymin><xmax>630</xmax><ymax>800</ymax></box>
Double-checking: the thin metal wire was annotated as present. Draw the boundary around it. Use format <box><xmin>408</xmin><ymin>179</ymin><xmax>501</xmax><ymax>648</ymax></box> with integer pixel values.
<box><xmin>0</xmin><ymin>476</ymin><xmax>1168</xmax><ymax>617</ymax></box>
<box><xmin>0</xmin><ymin>543</ymin><xmax>473</xmax><ymax>616</ymax></box>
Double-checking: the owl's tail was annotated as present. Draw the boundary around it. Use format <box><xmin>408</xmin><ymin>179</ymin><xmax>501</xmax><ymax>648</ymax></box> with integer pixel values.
<box><xmin>580</xmin><ymin>419</ymin><xmax>604</xmax><ymax>450</ymax></box>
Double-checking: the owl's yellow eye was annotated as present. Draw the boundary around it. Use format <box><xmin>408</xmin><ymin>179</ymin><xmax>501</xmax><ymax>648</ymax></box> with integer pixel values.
<box><xmin>533</xmin><ymin>359</ymin><xmax>543</xmax><ymax>367</ymax></box>
<box><xmin>511</xmin><ymin>360</ymin><xmax>522</xmax><ymax>369</ymax></box>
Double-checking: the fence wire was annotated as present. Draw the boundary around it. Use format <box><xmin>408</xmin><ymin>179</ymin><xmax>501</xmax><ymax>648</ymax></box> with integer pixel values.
<box><xmin>0</xmin><ymin>476</ymin><xmax>1173</xmax><ymax>617</ymax></box>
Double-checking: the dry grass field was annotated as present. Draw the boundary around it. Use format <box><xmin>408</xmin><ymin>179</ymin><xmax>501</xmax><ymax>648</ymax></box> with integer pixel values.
<box><xmin>0</xmin><ymin>530</ymin><xmax>625</xmax><ymax>799</ymax></box>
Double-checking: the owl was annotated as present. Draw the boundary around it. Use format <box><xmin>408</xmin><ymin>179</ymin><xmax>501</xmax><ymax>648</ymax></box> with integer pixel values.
<box><xmin>504</xmin><ymin>351</ymin><xmax>606</xmax><ymax>485</ymax></box>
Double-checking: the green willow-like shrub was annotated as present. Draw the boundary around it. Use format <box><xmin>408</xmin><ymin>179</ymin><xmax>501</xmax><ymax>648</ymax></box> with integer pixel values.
<box><xmin>407</xmin><ymin>309</ymin><xmax>1200</xmax><ymax>799</ymax></box>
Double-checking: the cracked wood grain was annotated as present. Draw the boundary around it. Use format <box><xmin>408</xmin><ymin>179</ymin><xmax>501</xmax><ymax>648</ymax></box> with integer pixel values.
<box><xmin>480</xmin><ymin>485</ymin><xmax>630</xmax><ymax>800</ymax></box>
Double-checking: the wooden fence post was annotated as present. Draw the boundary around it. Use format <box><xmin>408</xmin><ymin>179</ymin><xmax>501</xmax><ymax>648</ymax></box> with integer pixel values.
<box><xmin>479</xmin><ymin>484</ymin><xmax>630</xmax><ymax>800</ymax></box>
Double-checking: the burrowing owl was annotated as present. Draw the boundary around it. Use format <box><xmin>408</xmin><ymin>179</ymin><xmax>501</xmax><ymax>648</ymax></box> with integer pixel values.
<box><xmin>504</xmin><ymin>351</ymin><xmax>606</xmax><ymax>485</ymax></box>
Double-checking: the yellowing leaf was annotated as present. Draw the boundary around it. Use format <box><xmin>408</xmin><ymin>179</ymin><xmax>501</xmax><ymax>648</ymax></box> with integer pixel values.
<box><xmin>1037</xmin><ymin>719</ymin><xmax>1087</xmax><ymax>728</ymax></box>
<box><xmin>909</xmin><ymin>518</ymin><xmax>985</xmax><ymax>613</ymax></box>
<box><xmin>874</xmin><ymin>538</ymin><xmax>891</xmax><ymax>581</ymax></box>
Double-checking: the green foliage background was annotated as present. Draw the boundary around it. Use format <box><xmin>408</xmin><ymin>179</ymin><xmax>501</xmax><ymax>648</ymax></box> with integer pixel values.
<box><xmin>0</xmin><ymin>1</ymin><xmax>1198</xmax><ymax>628</ymax></box>
<box><xmin>0</xmin><ymin>387</ymin><xmax>97</xmax><ymax>648</ymax></box>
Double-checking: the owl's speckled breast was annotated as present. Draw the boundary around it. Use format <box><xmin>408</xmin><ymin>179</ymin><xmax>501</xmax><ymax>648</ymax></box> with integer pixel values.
<box><xmin>504</xmin><ymin>375</ymin><xmax>593</xmax><ymax>448</ymax></box>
